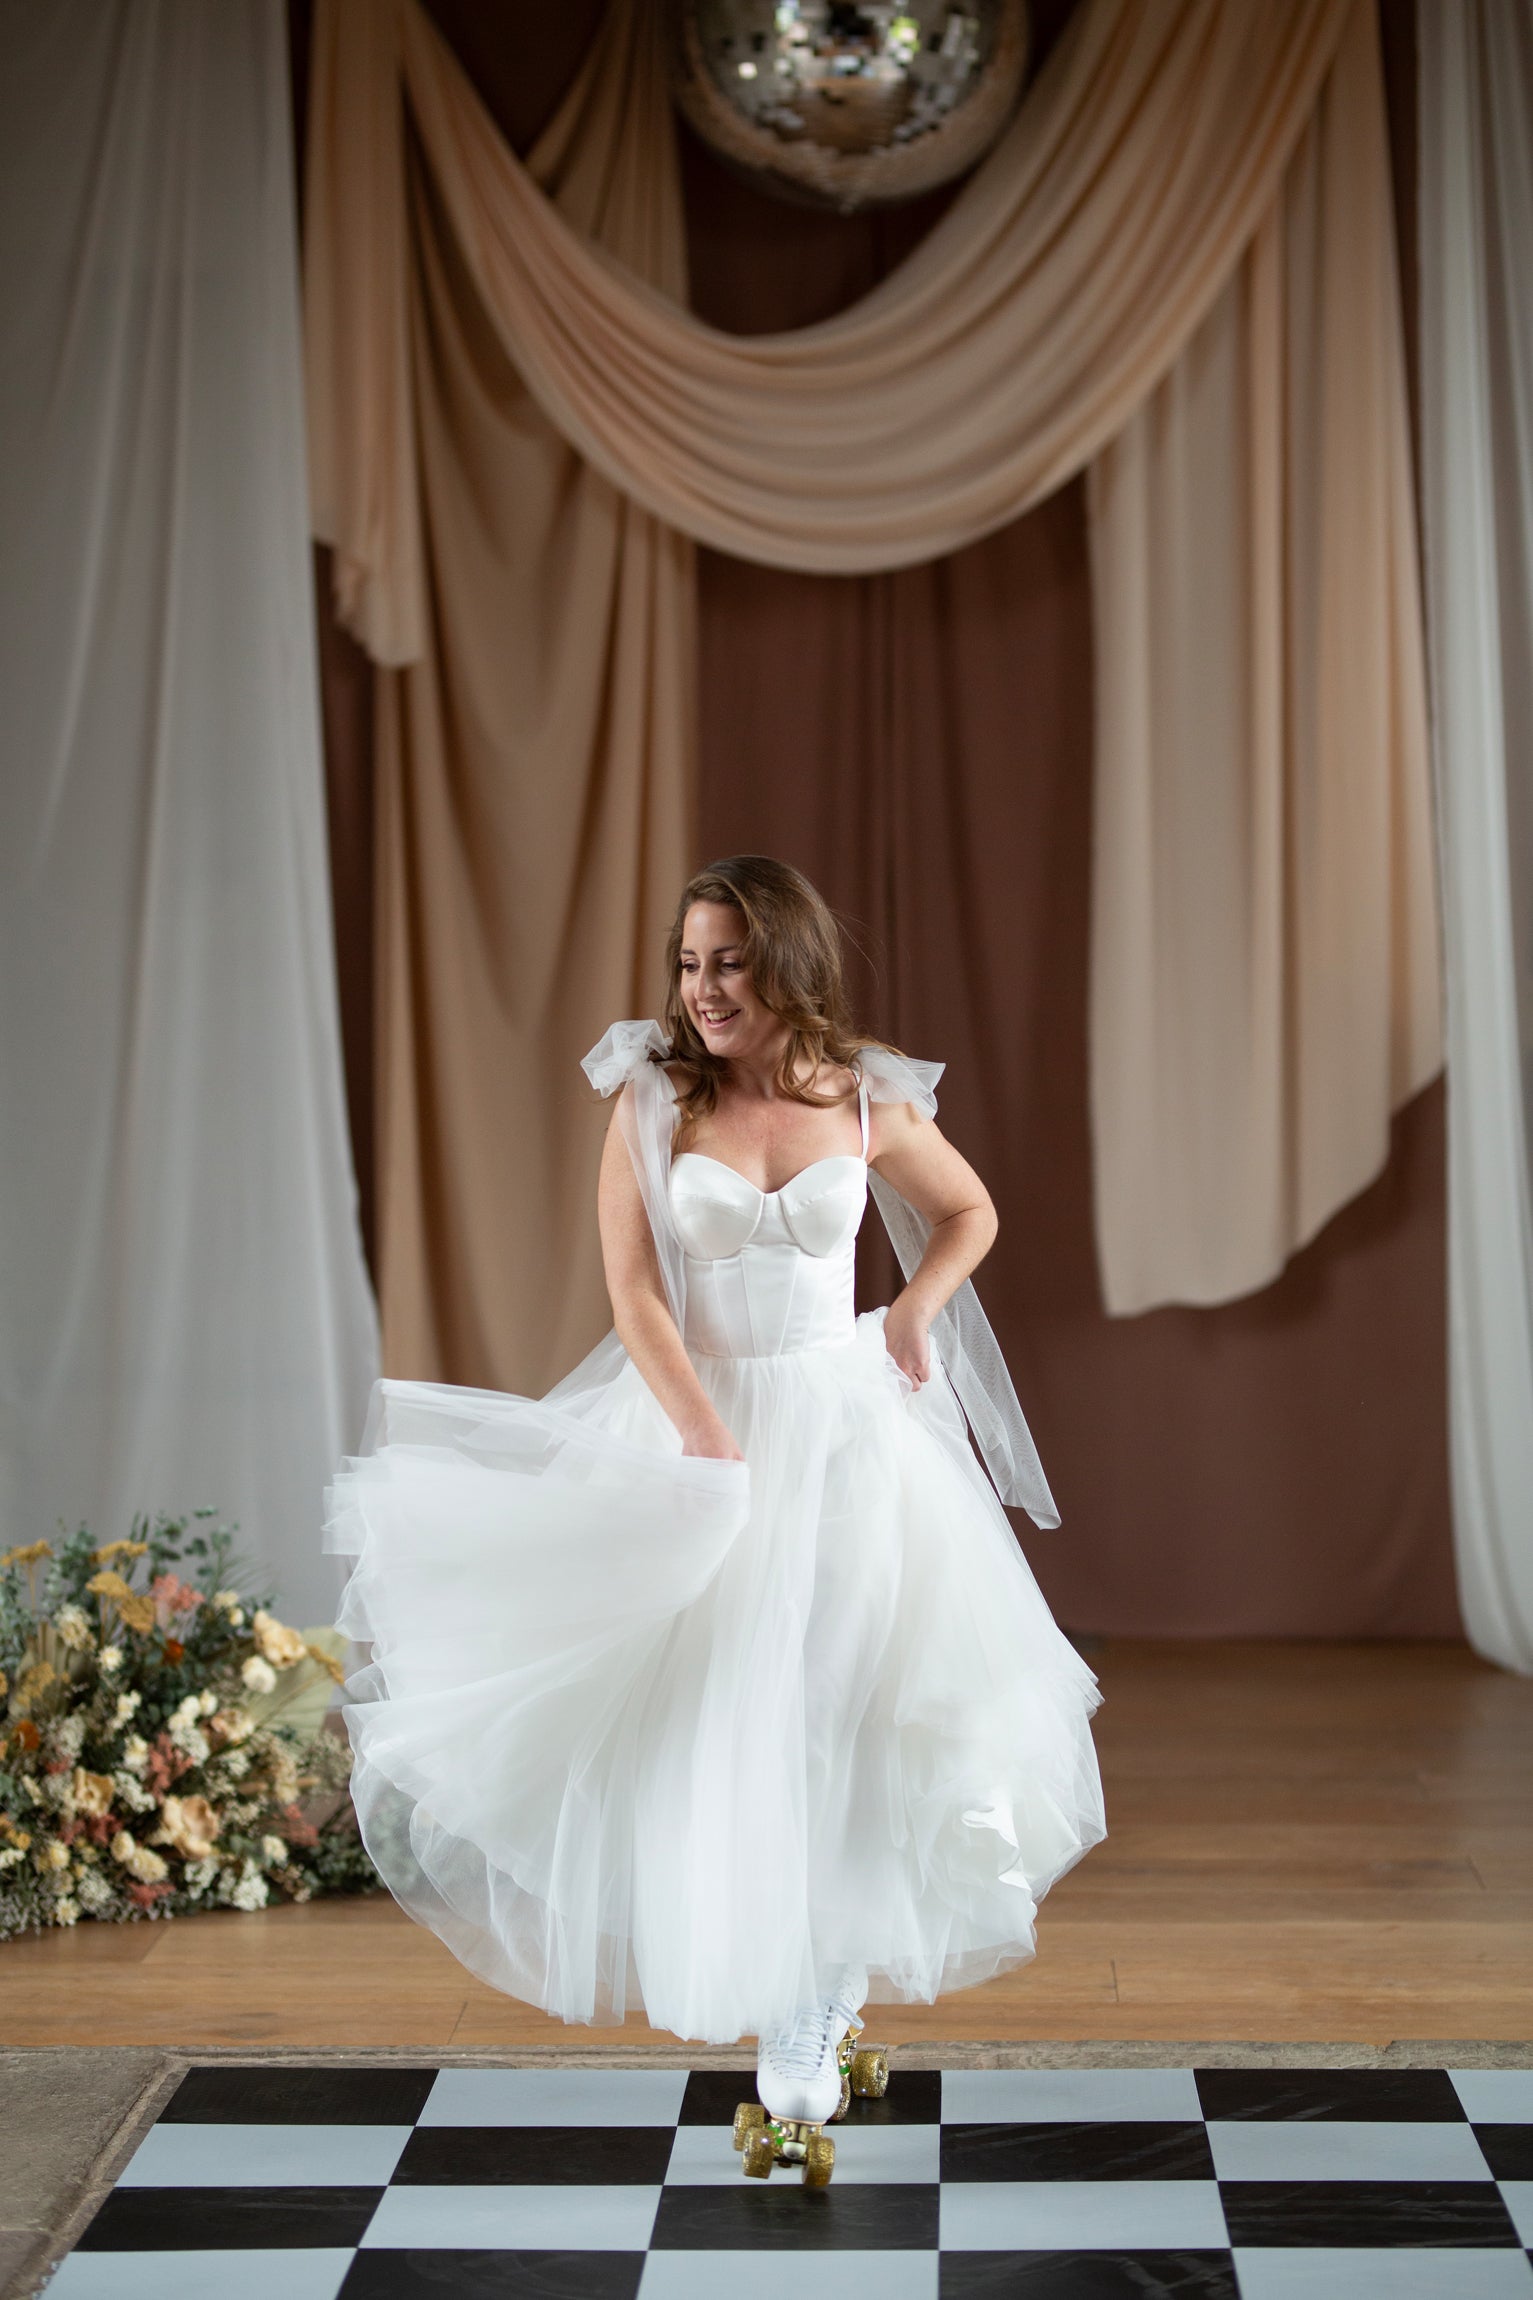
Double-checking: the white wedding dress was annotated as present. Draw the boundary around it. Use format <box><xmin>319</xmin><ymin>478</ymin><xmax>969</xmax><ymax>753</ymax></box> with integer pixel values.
<box><xmin>326</xmin><ymin>1023</ymin><xmax>1104</xmax><ymax>2045</ymax></box>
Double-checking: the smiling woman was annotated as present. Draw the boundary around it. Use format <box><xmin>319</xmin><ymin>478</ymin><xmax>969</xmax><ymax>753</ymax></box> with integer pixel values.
<box><xmin>325</xmin><ymin>851</ymin><xmax>1103</xmax><ymax>2179</ymax></box>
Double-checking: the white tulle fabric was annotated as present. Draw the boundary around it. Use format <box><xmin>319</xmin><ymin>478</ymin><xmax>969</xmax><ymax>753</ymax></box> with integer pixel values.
<box><xmin>326</xmin><ymin>1021</ymin><xmax>1103</xmax><ymax>2041</ymax></box>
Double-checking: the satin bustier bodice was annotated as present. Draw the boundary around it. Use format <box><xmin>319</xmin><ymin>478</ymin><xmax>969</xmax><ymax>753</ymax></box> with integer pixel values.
<box><xmin>669</xmin><ymin>1084</ymin><xmax>869</xmax><ymax>1358</ymax></box>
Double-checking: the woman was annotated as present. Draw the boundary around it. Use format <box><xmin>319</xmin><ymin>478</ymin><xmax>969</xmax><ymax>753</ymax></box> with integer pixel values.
<box><xmin>327</xmin><ymin>856</ymin><xmax>1104</xmax><ymax>2168</ymax></box>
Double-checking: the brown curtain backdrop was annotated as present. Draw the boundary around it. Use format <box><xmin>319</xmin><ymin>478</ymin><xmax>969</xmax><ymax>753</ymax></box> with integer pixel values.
<box><xmin>301</xmin><ymin>0</ymin><xmax>1457</xmax><ymax>1639</ymax></box>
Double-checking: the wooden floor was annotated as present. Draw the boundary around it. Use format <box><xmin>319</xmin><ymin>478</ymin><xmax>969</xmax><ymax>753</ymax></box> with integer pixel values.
<box><xmin>4</xmin><ymin>1641</ymin><xmax>1530</xmax><ymax>2049</ymax></box>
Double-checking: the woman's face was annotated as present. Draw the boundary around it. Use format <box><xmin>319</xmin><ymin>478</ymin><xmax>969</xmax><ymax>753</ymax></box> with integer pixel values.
<box><xmin>678</xmin><ymin>901</ymin><xmax>780</xmax><ymax>1064</ymax></box>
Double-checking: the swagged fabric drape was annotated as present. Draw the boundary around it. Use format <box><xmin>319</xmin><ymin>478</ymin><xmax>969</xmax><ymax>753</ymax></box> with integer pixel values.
<box><xmin>1419</xmin><ymin>3</ymin><xmax>1533</xmax><ymax>1676</ymax></box>
<box><xmin>307</xmin><ymin>0</ymin><xmax>694</xmax><ymax>1390</ymax></box>
<box><xmin>0</xmin><ymin>0</ymin><xmax>377</xmax><ymax>1622</ymax></box>
<box><xmin>305</xmin><ymin>0</ymin><xmax>1439</xmax><ymax>1384</ymax></box>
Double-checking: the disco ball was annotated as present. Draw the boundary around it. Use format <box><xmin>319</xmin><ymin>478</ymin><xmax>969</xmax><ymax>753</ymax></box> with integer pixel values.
<box><xmin>673</xmin><ymin>1</ymin><xmax>1030</xmax><ymax>214</ymax></box>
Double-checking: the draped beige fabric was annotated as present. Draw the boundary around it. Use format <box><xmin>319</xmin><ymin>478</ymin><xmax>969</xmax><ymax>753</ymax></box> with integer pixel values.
<box><xmin>307</xmin><ymin>0</ymin><xmax>694</xmax><ymax>1388</ymax></box>
<box><xmin>1087</xmin><ymin>0</ymin><xmax>1442</xmax><ymax>1313</ymax></box>
<box><xmin>314</xmin><ymin>0</ymin><xmax>1352</xmax><ymax>602</ymax></box>
<box><xmin>304</xmin><ymin>0</ymin><xmax>1439</xmax><ymax>1382</ymax></box>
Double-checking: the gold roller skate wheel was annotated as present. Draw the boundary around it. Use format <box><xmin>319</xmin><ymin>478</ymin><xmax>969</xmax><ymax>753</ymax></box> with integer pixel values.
<box><xmin>802</xmin><ymin>2132</ymin><xmax>835</xmax><ymax>2186</ymax></box>
<box><xmin>828</xmin><ymin>2070</ymin><xmax>852</xmax><ymax>2123</ymax></box>
<box><xmin>850</xmin><ymin>2046</ymin><xmax>890</xmax><ymax>2098</ymax></box>
<box><xmin>742</xmin><ymin>2126</ymin><xmax>776</xmax><ymax>2179</ymax></box>
<box><xmin>733</xmin><ymin>2101</ymin><xmax>767</xmax><ymax>2151</ymax></box>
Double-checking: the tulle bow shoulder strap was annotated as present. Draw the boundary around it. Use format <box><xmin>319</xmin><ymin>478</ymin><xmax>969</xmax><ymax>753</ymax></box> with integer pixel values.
<box><xmin>857</xmin><ymin>1045</ymin><xmax>1060</xmax><ymax>1530</ymax></box>
<box><xmin>581</xmin><ymin>1019</ymin><xmax>689</xmax><ymax>1330</ymax></box>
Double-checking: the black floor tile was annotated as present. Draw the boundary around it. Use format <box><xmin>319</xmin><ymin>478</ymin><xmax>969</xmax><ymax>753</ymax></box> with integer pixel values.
<box><xmin>1219</xmin><ymin>2179</ymin><xmax>1521</xmax><ymax>2248</ymax></box>
<box><xmin>338</xmin><ymin>2250</ymin><xmax>645</xmax><ymax>2298</ymax></box>
<box><xmin>1476</xmin><ymin>2123</ymin><xmax>1533</xmax><ymax>2180</ymax></box>
<box><xmin>940</xmin><ymin>2253</ymin><xmax>1239</xmax><ymax>2299</ymax></box>
<box><xmin>75</xmin><ymin>2183</ymin><xmax>385</xmax><ymax>2250</ymax></box>
<box><xmin>942</xmin><ymin>2122</ymin><xmax>1216</xmax><ymax>2183</ymax></box>
<box><xmin>392</xmin><ymin>2125</ymin><xmax>674</xmax><ymax>2186</ymax></box>
<box><xmin>678</xmin><ymin>2065</ymin><xmax>942</xmax><ymax>2127</ymax></box>
<box><xmin>1194</xmin><ymin>2068</ymin><xmax>1466</xmax><ymax>2124</ymax></box>
<box><xmin>649</xmin><ymin>2177</ymin><xmax>939</xmax><ymax>2249</ymax></box>
<box><xmin>160</xmin><ymin>2064</ymin><xmax>438</xmax><ymax>2126</ymax></box>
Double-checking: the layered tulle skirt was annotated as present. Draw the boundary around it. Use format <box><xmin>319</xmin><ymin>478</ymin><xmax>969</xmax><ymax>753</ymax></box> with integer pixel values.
<box><xmin>325</xmin><ymin>1310</ymin><xmax>1105</xmax><ymax>2044</ymax></box>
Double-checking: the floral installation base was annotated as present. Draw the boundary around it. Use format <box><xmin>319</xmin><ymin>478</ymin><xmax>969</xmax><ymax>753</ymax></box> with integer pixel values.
<box><xmin>0</xmin><ymin>1512</ymin><xmax>376</xmax><ymax>1939</ymax></box>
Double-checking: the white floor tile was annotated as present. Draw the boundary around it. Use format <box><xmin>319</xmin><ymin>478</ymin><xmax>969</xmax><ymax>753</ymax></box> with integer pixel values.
<box><xmin>640</xmin><ymin>2253</ymin><xmax>939</xmax><ymax>2299</ymax></box>
<box><xmin>115</xmin><ymin>2121</ymin><xmax>412</xmax><ymax>2188</ymax></box>
<box><xmin>941</xmin><ymin>2068</ymin><xmax>1203</xmax><ymax>2125</ymax></box>
<box><xmin>1208</xmin><ymin>2119</ymin><xmax>1492</xmax><ymax>2183</ymax></box>
<box><xmin>43</xmin><ymin>2251</ymin><xmax>354</xmax><ymax>2300</ymax></box>
<box><xmin>418</xmin><ymin>2068</ymin><xmax>688</xmax><ymax>2128</ymax></box>
<box><xmin>1453</xmin><ymin>2070</ymin><xmax>1533</xmax><ymax>2124</ymax></box>
<box><xmin>358</xmin><ymin>2181</ymin><xmax>661</xmax><ymax>2250</ymax></box>
<box><xmin>1232</xmin><ymin>2248</ymin><xmax>1533</xmax><ymax>2300</ymax></box>
<box><xmin>939</xmin><ymin>2178</ymin><xmax>1228</xmax><ymax>2251</ymax></box>
<box><xmin>1501</xmin><ymin>2181</ymin><xmax>1533</xmax><ymax>2246</ymax></box>
<box><xmin>664</xmin><ymin>2120</ymin><xmax>939</xmax><ymax>2185</ymax></box>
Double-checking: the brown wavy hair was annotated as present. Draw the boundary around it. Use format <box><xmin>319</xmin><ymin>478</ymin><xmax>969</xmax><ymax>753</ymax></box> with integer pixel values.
<box><xmin>658</xmin><ymin>856</ymin><xmax>898</xmax><ymax>1121</ymax></box>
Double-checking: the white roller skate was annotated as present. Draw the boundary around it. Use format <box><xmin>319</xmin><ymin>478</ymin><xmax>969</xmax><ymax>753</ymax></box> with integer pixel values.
<box><xmin>732</xmin><ymin>1969</ymin><xmax>890</xmax><ymax>2185</ymax></box>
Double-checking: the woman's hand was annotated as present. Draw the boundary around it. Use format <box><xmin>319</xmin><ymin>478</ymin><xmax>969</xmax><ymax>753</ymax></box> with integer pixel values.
<box><xmin>678</xmin><ymin>1408</ymin><xmax>746</xmax><ymax>1463</ymax></box>
<box><xmin>882</xmin><ymin>1295</ymin><xmax>933</xmax><ymax>1389</ymax></box>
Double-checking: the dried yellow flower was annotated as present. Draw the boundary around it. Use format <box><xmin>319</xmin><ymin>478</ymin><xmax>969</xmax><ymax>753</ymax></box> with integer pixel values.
<box><xmin>91</xmin><ymin>1540</ymin><xmax>149</xmax><ymax>1564</ymax></box>
<box><xmin>85</xmin><ymin>1572</ymin><xmax>156</xmax><ymax>1635</ymax></box>
<box><xmin>70</xmin><ymin>1768</ymin><xmax>115</xmax><ymax>1818</ymax></box>
<box><xmin>305</xmin><ymin>1642</ymin><xmax>348</xmax><ymax>1685</ymax></box>
<box><xmin>0</xmin><ymin>1541</ymin><xmax>52</xmax><ymax>1570</ymax></box>
<box><xmin>252</xmin><ymin>1611</ymin><xmax>308</xmax><ymax>1670</ymax></box>
<box><xmin>13</xmin><ymin>1661</ymin><xmax>57</xmax><ymax>1710</ymax></box>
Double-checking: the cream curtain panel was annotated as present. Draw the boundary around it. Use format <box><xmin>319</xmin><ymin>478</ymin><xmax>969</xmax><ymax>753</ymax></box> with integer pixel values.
<box><xmin>1087</xmin><ymin>0</ymin><xmax>1441</xmax><ymax>1313</ymax></box>
<box><xmin>306</xmin><ymin>0</ymin><xmax>1438</xmax><ymax>1380</ymax></box>
<box><xmin>1</xmin><ymin>0</ymin><xmax>377</xmax><ymax>1622</ymax></box>
<box><xmin>1419</xmin><ymin>1</ymin><xmax>1533</xmax><ymax>1675</ymax></box>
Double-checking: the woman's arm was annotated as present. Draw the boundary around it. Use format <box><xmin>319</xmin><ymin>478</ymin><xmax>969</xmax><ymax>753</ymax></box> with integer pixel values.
<box><xmin>597</xmin><ymin>1098</ymin><xmax>744</xmax><ymax>1461</ymax></box>
<box><xmin>868</xmin><ymin>1100</ymin><xmax>999</xmax><ymax>1389</ymax></box>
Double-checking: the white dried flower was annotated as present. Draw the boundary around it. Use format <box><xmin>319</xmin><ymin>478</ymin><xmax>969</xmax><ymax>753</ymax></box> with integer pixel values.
<box><xmin>198</xmin><ymin>1690</ymin><xmax>217</xmax><ymax>1716</ymax></box>
<box><xmin>53</xmin><ymin>1605</ymin><xmax>93</xmax><ymax>1652</ymax></box>
<box><xmin>240</xmin><ymin>1656</ymin><xmax>276</xmax><ymax>1696</ymax></box>
<box><xmin>98</xmin><ymin>1645</ymin><xmax>122</xmax><ymax>1674</ymax></box>
<box><xmin>183</xmin><ymin>1855</ymin><xmax>220</xmax><ymax>1894</ymax></box>
<box><xmin>260</xmin><ymin>1834</ymin><xmax>288</xmax><ymax>1867</ymax></box>
<box><xmin>220</xmin><ymin>1748</ymin><xmax>252</xmax><ymax>1780</ymax></box>
<box><xmin>51</xmin><ymin>1896</ymin><xmax>80</xmax><ymax>1926</ymax></box>
<box><xmin>76</xmin><ymin>1867</ymin><xmax>114</xmax><ymax>1912</ymax></box>
<box><xmin>167</xmin><ymin>1720</ymin><xmax>210</xmax><ymax>1765</ymax></box>
<box><xmin>35</xmin><ymin>1840</ymin><xmax>70</xmax><ymax>1874</ymax></box>
<box><xmin>110</xmin><ymin>1833</ymin><xmax>167</xmax><ymax>1884</ymax></box>
<box><xmin>0</xmin><ymin>1848</ymin><xmax>24</xmax><ymax>1872</ymax></box>
<box><xmin>229</xmin><ymin>1863</ymin><xmax>269</xmax><ymax>1912</ymax></box>
<box><xmin>55</xmin><ymin>1714</ymin><xmax>86</xmax><ymax>1759</ymax></box>
<box><xmin>112</xmin><ymin>1690</ymin><xmax>141</xmax><ymax>1727</ymax></box>
<box><xmin>113</xmin><ymin>1772</ymin><xmax>155</xmax><ymax>1814</ymax></box>
<box><xmin>171</xmin><ymin>1694</ymin><xmax>201</xmax><ymax>1728</ymax></box>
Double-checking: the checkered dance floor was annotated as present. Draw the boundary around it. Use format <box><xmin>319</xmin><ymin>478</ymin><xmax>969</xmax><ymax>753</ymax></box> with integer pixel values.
<box><xmin>42</xmin><ymin>2061</ymin><xmax>1533</xmax><ymax>2297</ymax></box>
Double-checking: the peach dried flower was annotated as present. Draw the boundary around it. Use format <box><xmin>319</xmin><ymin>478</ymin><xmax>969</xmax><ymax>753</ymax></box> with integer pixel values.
<box><xmin>251</xmin><ymin>1612</ymin><xmax>308</xmax><ymax>1670</ymax></box>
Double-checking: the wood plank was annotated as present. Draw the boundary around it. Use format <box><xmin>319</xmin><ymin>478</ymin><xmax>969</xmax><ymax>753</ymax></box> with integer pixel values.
<box><xmin>2</xmin><ymin>1641</ymin><xmax>1528</xmax><ymax>2049</ymax></box>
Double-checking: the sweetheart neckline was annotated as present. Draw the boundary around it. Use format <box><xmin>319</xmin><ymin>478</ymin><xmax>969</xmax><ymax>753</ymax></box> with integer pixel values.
<box><xmin>669</xmin><ymin>1149</ymin><xmax>868</xmax><ymax>1201</ymax></box>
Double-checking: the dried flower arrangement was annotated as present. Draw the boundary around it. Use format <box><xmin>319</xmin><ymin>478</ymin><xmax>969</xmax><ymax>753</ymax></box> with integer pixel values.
<box><xmin>0</xmin><ymin>1513</ymin><xmax>376</xmax><ymax>1938</ymax></box>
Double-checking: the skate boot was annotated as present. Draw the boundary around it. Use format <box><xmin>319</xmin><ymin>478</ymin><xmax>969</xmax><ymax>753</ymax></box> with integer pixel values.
<box><xmin>732</xmin><ymin>1969</ymin><xmax>888</xmax><ymax>2185</ymax></box>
